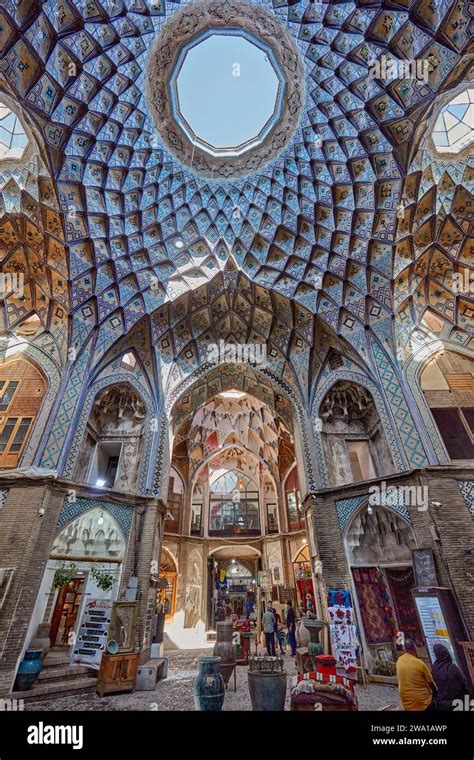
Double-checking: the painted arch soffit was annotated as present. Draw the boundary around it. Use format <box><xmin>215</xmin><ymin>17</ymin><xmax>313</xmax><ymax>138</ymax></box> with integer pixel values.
<box><xmin>1</xmin><ymin>0</ymin><xmax>470</xmax><ymax>361</ymax></box>
<box><xmin>394</xmin><ymin>65</ymin><xmax>474</xmax><ymax>359</ymax></box>
<box><xmin>0</xmin><ymin>93</ymin><xmax>68</xmax><ymax>367</ymax></box>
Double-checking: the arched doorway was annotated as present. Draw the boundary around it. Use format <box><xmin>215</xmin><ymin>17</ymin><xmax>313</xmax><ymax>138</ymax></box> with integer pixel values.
<box><xmin>208</xmin><ymin>546</ymin><xmax>260</xmax><ymax>630</ymax></box>
<box><xmin>292</xmin><ymin>546</ymin><xmax>316</xmax><ymax>613</ymax></box>
<box><xmin>344</xmin><ymin>503</ymin><xmax>424</xmax><ymax>669</ymax></box>
<box><xmin>46</xmin><ymin>508</ymin><xmax>126</xmax><ymax>649</ymax></box>
<box><xmin>159</xmin><ymin>548</ymin><xmax>177</xmax><ymax>621</ymax></box>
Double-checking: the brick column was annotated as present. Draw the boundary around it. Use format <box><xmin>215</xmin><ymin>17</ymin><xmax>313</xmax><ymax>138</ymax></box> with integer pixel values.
<box><xmin>0</xmin><ymin>482</ymin><xmax>64</xmax><ymax>696</ymax></box>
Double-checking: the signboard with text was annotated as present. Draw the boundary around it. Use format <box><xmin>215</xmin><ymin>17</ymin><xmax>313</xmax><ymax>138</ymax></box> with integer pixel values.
<box><xmin>71</xmin><ymin>598</ymin><xmax>113</xmax><ymax>670</ymax></box>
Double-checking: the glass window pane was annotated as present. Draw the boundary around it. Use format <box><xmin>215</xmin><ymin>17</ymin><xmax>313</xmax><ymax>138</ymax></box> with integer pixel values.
<box><xmin>287</xmin><ymin>492</ymin><xmax>298</xmax><ymax>522</ymax></box>
<box><xmin>0</xmin><ymin>381</ymin><xmax>19</xmax><ymax>412</ymax></box>
<box><xmin>0</xmin><ymin>418</ymin><xmax>18</xmax><ymax>452</ymax></box>
<box><xmin>461</xmin><ymin>408</ymin><xmax>474</xmax><ymax>433</ymax></box>
<box><xmin>432</xmin><ymin>408</ymin><xmax>474</xmax><ymax>459</ymax></box>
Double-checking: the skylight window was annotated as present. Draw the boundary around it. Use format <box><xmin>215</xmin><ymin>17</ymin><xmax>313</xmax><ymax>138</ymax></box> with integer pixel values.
<box><xmin>171</xmin><ymin>30</ymin><xmax>283</xmax><ymax>158</ymax></box>
<box><xmin>0</xmin><ymin>104</ymin><xmax>28</xmax><ymax>160</ymax></box>
<box><xmin>432</xmin><ymin>89</ymin><xmax>474</xmax><ymax>154</ymax></box>
<box><xmin>219</xmin><ymin>390</ymin><xmax>247</xmax><ymax>399</ymax></box>
<box><xmin>121</xmin><ymin>352</ymin><xmax>137</xmax><ymax>370</ymax></box>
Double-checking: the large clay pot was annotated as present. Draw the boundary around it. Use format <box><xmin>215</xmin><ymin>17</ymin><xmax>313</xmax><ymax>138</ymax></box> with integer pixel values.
<box><xmin>296</xmin><ymin>618</ymin><xmax>310</xmax><ymax>647</ymax></box>
<box><xmin>14</xmin><ymin>650</ymin><xmax>42</xmax><ymax>691</ymax></box>
<box><xmin>29</xmin><ymin>623</ymin><xmax>51</xmax><ymax>662</ymax></box>
<box><xmin>193</xmin><ymin>656</ymin><xmax>225</xmax><ymax>711</ymax></box>
<box><xmin>213</xmin><ymin>621</ymin><xmax>235</xmax><ymax>686</ymax></box>
<box><xmin>247</xmin><ymin>656</ymin><xmax>287</xmax><ymax>711</ymax></box>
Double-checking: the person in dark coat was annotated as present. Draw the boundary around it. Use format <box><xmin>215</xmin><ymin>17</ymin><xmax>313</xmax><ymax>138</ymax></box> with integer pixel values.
<box><xmin>286</xmin><ymin>600</ymin><xmax>297</xmax><ymax>656</ymax></box>
<box><xmin>432</xmin><ymin>644</ymin><xmax>471</xmax><ymax>710</ymax></box>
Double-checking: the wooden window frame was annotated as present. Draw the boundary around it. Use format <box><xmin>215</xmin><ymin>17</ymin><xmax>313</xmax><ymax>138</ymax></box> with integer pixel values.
<box><xmin>0</xmin><ymin>415</ymin><xmax>32</xmax><ymax>468</ymax></box>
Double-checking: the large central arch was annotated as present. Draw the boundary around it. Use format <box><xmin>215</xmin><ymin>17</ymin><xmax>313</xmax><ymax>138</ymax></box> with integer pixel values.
<box><xmin>158</xmin><ymin>360</ymin><xmax>317</xmax><ymax>500</ymax></box>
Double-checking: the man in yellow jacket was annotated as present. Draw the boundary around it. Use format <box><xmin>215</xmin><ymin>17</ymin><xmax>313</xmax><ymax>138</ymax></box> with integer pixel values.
<box><xmin>396</xmin><ymin>638</ymin><xmax>437</xmax><ymax>711</ymax></box>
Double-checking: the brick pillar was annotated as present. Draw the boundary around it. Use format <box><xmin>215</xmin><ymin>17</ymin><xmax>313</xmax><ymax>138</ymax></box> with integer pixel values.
<box><xmin>0</xmin><ymin>483</ymin><xmax>64</xmax><ymax>696</ymax></box>
<box><xmin>133</xmin><ymin>501</ymin><xmax>164</xmax><ymax>664</ymax></box>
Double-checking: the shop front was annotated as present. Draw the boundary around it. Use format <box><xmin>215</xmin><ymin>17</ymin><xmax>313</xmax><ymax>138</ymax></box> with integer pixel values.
<box><xmin>292</xmin><ymin>546</ymin><xmax>316</xmax><ymax>613</ymax></box>
<box><xmin>24</xmin><ymin>507</ymin><xmax>126</xmax><ymax>662</ymax></box>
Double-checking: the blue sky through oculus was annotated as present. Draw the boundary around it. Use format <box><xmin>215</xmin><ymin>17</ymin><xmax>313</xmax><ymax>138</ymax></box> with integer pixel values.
<box><xmin>175</xmin><ymin>33</ymin><xmax>280</xmax><ymax>151</ymax></box>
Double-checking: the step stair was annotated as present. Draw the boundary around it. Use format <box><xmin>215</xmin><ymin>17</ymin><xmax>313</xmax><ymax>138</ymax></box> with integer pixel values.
<box><xmin>10</xmin><ymin>651</ymin><xmax>97</xmax><ymax>702</ymax></box>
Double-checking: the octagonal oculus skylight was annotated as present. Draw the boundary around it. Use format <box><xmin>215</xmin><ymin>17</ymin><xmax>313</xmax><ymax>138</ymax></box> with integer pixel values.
<box><xmin>170</xmin><ymin>30</ymin><xmax>284</xmax><ymax>159</ymax></box>
<box><xmin>432</xmin><ymin>89</ymin><xmax>474</xmax><ymax>155</ymax></box>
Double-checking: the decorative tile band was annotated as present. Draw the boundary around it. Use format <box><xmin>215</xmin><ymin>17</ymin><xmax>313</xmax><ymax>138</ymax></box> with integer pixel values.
<box><xmin>0</xmin><ymin>489</ymin><xmax>9</xmax><ymax>510</ymax></box>
<box><xmin>57</xmin><ymin>496</ymin><xmax>134</xmax><ymax>537</ymax></box>
<box><xmin>335</xmin><ymin>487</ymin><xmax>411</xmax><ymax>531</ymax></box>
<box><xmin>458</xmin><ymin>481</ymin><xmax>474</xmax><ymax>520</ymax></box>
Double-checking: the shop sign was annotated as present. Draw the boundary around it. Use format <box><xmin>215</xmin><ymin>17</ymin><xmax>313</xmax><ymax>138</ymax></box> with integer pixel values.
<box><xmin>412</xmin><ymin>549</ymin><xmax>438</xmax><ymax>587</ymax></box>
<box><xmin>71</xmin><ymin>598</ymin><xmax>113</xmax><ymax>670</ymax></box>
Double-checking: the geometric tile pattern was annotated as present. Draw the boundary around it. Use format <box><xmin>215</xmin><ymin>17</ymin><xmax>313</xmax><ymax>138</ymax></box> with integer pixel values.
<box><xmin>0</xmin><ymin>489</ymin><xmax>9</xmax><ymax>511</ymax></box>
<box><xmin>1</xmin><ymin>0</ymin><xmax>468</xmax><ymax>359</ymax></box>
<box><xmin>57</xmin><ymin>496</ymin><xmax>134</xmax><ymax>538</ymax></box>
<box><xmin>335</xmin><ymin>488</ymin><xmax>411</xmax><ymax>531</ymax></box>
<box><xmin>40</xmin><ymin>339</ymin><xmax>94</xmax><ymax>470</ymax></box>
<box><xmin>458</xmin><ymin>481</ymin><xmax>474</xmax><ymax>520</ymax></box>
<box><xmin>335</xmin><ymin>495</ymin><xmax>367</xmax><ymax>531</ymax></box>
<box><xmin>0</xmin><ymin>0</ymin><xmax>470</xmax><ymax>491</ymax></box>
<box><xmin>372</xmin><ymin>340</ymin><xmax>429</xmax><ymax>467</ymax></box>
<box><xmin>394</xmin><ymin>89</ymin><xmax>473</xmax><ymax>358</ymax></box>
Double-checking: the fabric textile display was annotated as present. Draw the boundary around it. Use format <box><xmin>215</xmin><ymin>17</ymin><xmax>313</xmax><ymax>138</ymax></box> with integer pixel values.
<box><xmin>327</xmin><ymin>588</ymin><xmax>359</xmax><ymax>673</ymax></box>
<box><xmin>291</xmin><ymin>672</ymin><xmax>358</xmax><ymax>710</ymax></box>
<box><xmin>328</xmin><ymin>589</ymin><xmax>351</xmax><ymax>608</ymax></box>
<box><xmin>386</xmin><ymin>567</ymin><xmax>424</xmax><ymax>646</ymax></box>
<box><xmin>351</xmin><ymin>567</ymin><xmax>396</xmax><ymax>644</ymax></box>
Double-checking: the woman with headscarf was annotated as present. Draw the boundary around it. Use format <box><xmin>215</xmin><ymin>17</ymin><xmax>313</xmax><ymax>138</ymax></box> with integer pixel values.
<box><xmin>432</xmin><ymin>644</ymin><xmax>471</xmax><ymax>710</ymax></box>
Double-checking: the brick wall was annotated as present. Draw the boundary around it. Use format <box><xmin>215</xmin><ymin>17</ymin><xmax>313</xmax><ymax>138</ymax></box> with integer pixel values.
<box><xmin>0</xmin><ymin>478</ymin><xmax>166</xmax><ymax>696</ymax></box>
<box><xmin>0</xmin><ymin>483</ymin><xmax>64</xmax><ymax>696</ymax></box>
<box><xmin>305</xmin><ymin>467</ymin><xmax>474</xmax><ymax>640</ymax></box>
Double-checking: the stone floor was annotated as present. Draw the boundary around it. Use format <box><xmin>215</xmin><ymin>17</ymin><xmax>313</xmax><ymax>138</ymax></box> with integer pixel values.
<box><xmin>26</xmin><ymin>647</ymin><xmax>401</xmax><ymax>712</ymax></box>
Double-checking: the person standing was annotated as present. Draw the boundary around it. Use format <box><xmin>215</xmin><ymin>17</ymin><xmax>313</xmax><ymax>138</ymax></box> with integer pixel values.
<box><xmin>396</xmin><ymin>639</ymin><xmax>437</xmax><ymax>711</ymax></box>
<box><xmin>286</xmin><ymin>600</ymin><xmax>297</xmax><ymax>656</ymax></box>
<box><xmin>432</xmin><ymin>643</ymin><xmax>471</xmax><ymax>710</ymax></box>
<box><xmin>262</xmin><ymin>604</ymin><xmax>276</xmax><ymax>656</ymax></box>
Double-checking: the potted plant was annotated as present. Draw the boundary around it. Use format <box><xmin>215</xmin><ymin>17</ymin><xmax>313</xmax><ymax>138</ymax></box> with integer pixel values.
<box><xmin>90</xmin><ymin>564</ymin><xmax>116</xmax><ymax>592</ymax></box>
<box><xmin>53</xmin><ymin>562</ymin><xmax>78</xmax><ymax>589</ymax></box>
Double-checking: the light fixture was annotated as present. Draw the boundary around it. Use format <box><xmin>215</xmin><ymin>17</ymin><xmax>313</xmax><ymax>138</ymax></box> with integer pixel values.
<box><xmin>367</xmin><ymin>505</ymin><xmax>373</xmax><ymax>515</ymax></box>
<box><xmin>97</xmin><ymin>512</ymin><xmax>104</xmax><ymax>526</ymax></box>
<box><xmin>231</xmin><ymin>558</ymin><xmax>236</xmax><ymax>564</ymax></box>
<box><xmin>237</xmin><ymin>478</ymin><xmax>245</xmax><ymax>491</ymax></box>
<box><xmin>174</xmin><ymin>238</ymin><xmax>184</xmax><ymax>249</ymax></box>
<box><xmin>96</xmin><ymin>478</ymin><xmax>106</xmax><ymax>487</ymax></box>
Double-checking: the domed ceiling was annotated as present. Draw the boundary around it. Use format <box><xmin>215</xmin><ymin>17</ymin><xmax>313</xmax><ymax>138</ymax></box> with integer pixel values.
<box><xmin>0</xmin><ymin>0</ymin><xmax>471</xmax><ymax>368</ymax></box>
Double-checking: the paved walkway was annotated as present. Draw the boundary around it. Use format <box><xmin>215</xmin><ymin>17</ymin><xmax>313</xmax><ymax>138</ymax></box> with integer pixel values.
<box><xmin>27</xmin><ymin>647</ymin><xmax>400</xmax><ymax>711</ymax></box>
